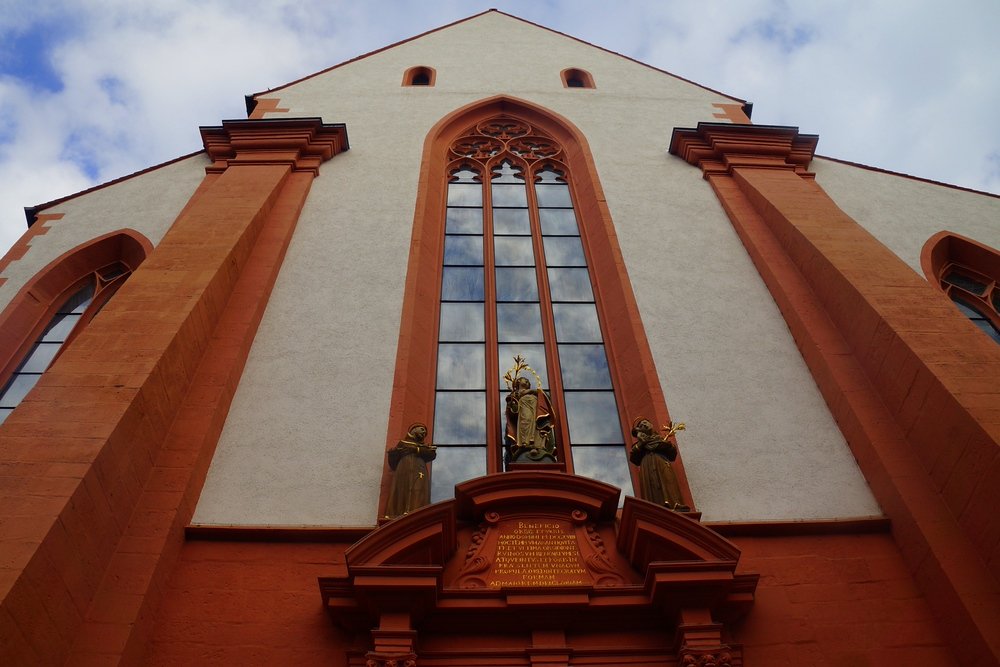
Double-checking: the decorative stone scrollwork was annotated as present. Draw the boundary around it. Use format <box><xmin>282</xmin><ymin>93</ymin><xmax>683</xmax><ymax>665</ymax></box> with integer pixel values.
<box><xmin>449</xmin><ymin>117</ymin><xmax>568</xmax><ymax>174</ymax></box>
<box><xmin>680</xmin><ymin>650</ymin><xmax>734</xmax><ymax>667</ymax></box>
<box><xmin>478</xmin><ymin>120</ymin><xmax>530</xmax><ymax>139</ymax></box>
<box><xmin>451</xmin><ymin>137</ymin><xmax>502</xmax><ymax>159</ymax></box>
<box><xmin>509</xmin><ymin>136</ymin><xmax>560</xmax><ymax>160</ymax></box>
<box><xmin>455</xmin><ymin>521</ymin><xmax>493</xmax><ymax>588</ymax></box>
<box><xmin>365</xmin><ymin>655</ymin><xmax>417</xmax><ymax>667</ymax></box>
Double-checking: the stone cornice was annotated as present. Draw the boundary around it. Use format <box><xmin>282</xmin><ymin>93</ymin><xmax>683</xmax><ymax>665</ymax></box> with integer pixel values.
<box><xmin>669</xmin><ymin>122</ymin><xmax>818</xmax><ymax>177</ymax></box>
<box><xmin>199</xmin><ymin>117</ymin><xmax>349</xmax><ymax>174</ymax></box>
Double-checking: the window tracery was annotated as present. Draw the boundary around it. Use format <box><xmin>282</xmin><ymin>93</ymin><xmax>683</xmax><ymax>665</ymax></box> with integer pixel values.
<box><xmin>921</xmin><ymin>231</ymin><xmax>1000</xmax><ymax>345</ymax></box>
<box><xmin>0</xmin><ymin>261</ymin><xmax>133</xmax><ymax>423</ymax></box>
<box><xmin>430</xmin><ymin>116</ymin><xmax>631</xmax><ymax>501</ymax></box>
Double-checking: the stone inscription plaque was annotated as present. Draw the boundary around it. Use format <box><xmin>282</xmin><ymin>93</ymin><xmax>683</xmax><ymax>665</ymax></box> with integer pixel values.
<box><xmin>487</xmin><ymin>519</ymin><xmax>590</xmax><ymax>588</ymax></box>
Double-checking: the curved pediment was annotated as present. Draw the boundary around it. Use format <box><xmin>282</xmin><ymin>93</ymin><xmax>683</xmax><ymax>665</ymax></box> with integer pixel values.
<box><xmin>453</xmin><ymin>471</ymin><xmax>621</xmax><ymax>522</ymax></box>
<box><xmin>618</xmin><ymin>496</ymin><xmax>743</xmax><ymax>567</ymax></box>
<box><xmin>324</xmin><ymin>474</ymin><xmax>757</xmax><ymax>665</ymax></box>
<box><xmin>346</xmin><ymin>501</ymin><xmax>457</xmax><ymax>567</ymax></box>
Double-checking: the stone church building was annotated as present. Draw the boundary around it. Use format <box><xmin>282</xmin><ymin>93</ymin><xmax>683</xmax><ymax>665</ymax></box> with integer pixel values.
<box><xmin>1</xmin><ymin>10</ymin><xmax>998</xmax><ymax>666</ymax></box>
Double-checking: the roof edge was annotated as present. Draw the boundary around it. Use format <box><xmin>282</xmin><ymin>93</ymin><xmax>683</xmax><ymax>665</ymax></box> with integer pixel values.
<box><xmin>251</xmin><ymin>9</ymin><xmax>496</xmax><ymax>98</ymax></box>
<box><xmin>814</xmin><ymin>154</ymin><xmax>1000</xmax><ymax>200</ymax></box>
<box><xmin>25</xmin><ymin>149</ymin><xmax>206</xmax><ymax>227</ymax></box>
<box><xmin>249</xmin><ymin>9</ymin><xmax>746</xmax><ymax>106</ymax></box>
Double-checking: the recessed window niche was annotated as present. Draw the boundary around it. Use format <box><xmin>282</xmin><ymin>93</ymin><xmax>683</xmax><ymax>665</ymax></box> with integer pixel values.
<box><xmin>403</xmin><ymin>66</ymin><xmax>435</xmax><ymax>86</ymax></box>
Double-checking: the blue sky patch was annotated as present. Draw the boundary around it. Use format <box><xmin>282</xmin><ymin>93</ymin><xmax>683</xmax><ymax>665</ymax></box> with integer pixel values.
<box><xmin>0</xmin><ymin>20</ymin><xmax>72</xmax><ymax>93</ymax></box>
<box><xmin>60</xmin><ymin>131</ymin><xmax>101</xmax><ymax>180</ymax></box>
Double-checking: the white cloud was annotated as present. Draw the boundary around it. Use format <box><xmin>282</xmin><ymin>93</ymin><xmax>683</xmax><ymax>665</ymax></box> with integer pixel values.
<box><xmin>1</xmin><ymin>0</ymin><xmax>998</xmax><ymax>255</ymax></box>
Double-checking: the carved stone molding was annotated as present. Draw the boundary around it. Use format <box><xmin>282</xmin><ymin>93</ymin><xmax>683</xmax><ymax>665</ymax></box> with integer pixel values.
<box><xmin>320</xmin><ymin>474</ymin><xmax>756</xmax><ymax>664</ymax></box>
<box><xmin>200</xmin><ymin>117</ymin><xmax>349</xmax><ymax>174</ymax></box>
<box><xmin>364</xmin><ymin>655</ymin><xmax>417</xmax><ymax>667</ymax></box>
<box><xmin>668</xmin><ymin>122</ymin><xmax>818</xmax><ymax>177</ymax></box>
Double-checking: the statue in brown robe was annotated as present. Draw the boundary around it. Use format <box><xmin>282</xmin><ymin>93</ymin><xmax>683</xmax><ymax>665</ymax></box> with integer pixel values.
<box><xmin>629</xmin><ymin>417</ymin><xmax>690</xmax><ymax>511</ymax></box>
<box><xmin>385</xmin><ymin>423</ymin><xmax>437</xmax><ymax>518</ymax></box>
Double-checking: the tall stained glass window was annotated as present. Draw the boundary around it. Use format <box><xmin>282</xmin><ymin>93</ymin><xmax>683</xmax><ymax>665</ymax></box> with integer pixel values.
<box><xmin>430</xmin><ymin>117</ymin><xmax>631</xmax><ymax>501</ymax></box>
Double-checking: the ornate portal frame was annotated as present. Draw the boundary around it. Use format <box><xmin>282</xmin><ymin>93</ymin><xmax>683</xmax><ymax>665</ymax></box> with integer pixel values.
<box><xmin>320</xmin><ymin>473</ymin><xmax>757</xmax><ymax>666</ymax></box>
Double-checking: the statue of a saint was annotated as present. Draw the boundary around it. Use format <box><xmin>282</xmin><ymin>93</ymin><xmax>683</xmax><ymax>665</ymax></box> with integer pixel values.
<box><xmin>629</xmin><ymin>417</ymin><xmax>690</xmax><ymax>511</ymax></box>
<box><xmin>385</xmin><ymin>423</ymin><xmax>437</xmax><ymax>518</ymax></box>
<box><xmin>503</xmin><ymin>357</ymin><xmax>556</xmax><ymax>464</ymax></box>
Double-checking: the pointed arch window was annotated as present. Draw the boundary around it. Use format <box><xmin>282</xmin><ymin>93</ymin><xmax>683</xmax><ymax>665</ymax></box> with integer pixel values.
<box><xmin>0</xmin><ymin>231</ymin><xmax>148</xmax><ymax>425</ymax></box>
<box><xmin>922</xmin><ymin>231</ymin><xmax>1000</xmax><ymax>345</ymax></box>
<box><xmin>0</xmin><ymin>263</ymin><xmax>132</xmax><ymax>423</ymax></box>
<box><xmin>430</xmin><ymin>117</ymin><xmax>630</xmax><ymax>501</ymax></box>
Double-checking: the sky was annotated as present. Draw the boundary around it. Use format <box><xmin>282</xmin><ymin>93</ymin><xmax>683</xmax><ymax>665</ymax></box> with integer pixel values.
<box><xmin>0</xmin><ymin>0</ymin><xmax>998</xmax><ymax>255</ymax></box>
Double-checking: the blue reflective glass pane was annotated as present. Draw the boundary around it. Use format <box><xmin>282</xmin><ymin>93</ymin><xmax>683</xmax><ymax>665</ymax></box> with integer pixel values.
<box><xmin>451</xmin><ymin>167</ymin><xmax>480</xmax><ymax>183</ymax></box>
<box><xmin>494</xmin><ymin>237</ymin><xmax>535</xmax><ymax>266</ymax></box>
<box><xmin>58</xmin><ymin>284</ymin><xmax>95</xmax><ymax>314</ymax></box>
<box><xmin>430</xmin><ymin>446</ymin><xmax>487</xmax><ymax>503</ymax></box>
<box><xmin>19</xmin><ymin>343</ymin><xmax>61</xmax><ymax>374</ymax></box>
<box><xmin>552</xmin><ymin>303</ymin><xmax>602</xmax><ymax>342</ymax></box>
<box><xmin>446</xmin><ymin>208</ymin><xmax>483</xmax><ymax>234</ymax></box>
<box><xmin>493</xmin><ymin>208</ymin><xmax>530</xmax><ymax>235</ymax></box>
<box><xmin>495</xmin><ymin>268</ymin><xmax>538</xmax><ymax>301</ymax></box>
<box><xmin>538</xmin><ymin>208</ymin><xmax>579</xmax><ymax>235</ymax></box>
<box><xmin>437</xmin><ymin>344</ymin><xmax>485</xmax><ymax>390</ymax></box>
<box><xmin>547</xmin><ymin>268</ymin><xmax>593</xmax><ymax>301</ymax></box>
<box><xmin>444</xmin><ymin>236</ymin><xmax>483</xmax><ymax>266</ymax></box>
<box><xmin>564</xmin><ymin>392</ymin><xmax>624</xmax><ymax>444</ymax></box>
<box><xmin>972</xmin><ymin>318</ymin><xmax>1000</xmax><ymax>343</ymax></box>
<box><xmin>441</xmin><ymin>267</ymin><xmax>484</xmax><ymax>301</ymax></box>
<box><xmin>535</xmin><ymin>184</ymin><xmax>572</xmax><ymax>208</ymax></box>
<box><xmin>952</xmin><ymin>299</ymin><xmax>983</xmax><ymax>319</ymax></box>
<box><xmin>39</xmin><ymin>312</ymin><xmax>81</xmax><ymax>343</ymax></box>
<box><xmin>0</xmin><ymin>408</ymin><xmax>12</xmax><ymax>424</ymax></box>
<box><xmin>491</xmin><ymin>161</ymin><xmax>524</xmax><ymax>183</ymax></box>
<box><xmin>498</xmin><ymin>344</ymin><xmax>548</xmax><ymax>389</ymax></box>
<box><xmin>439</xmin><ymin>303</ymin><xmax>484</xmax><ymax>341</ymax></box>
<box><xmin>535</xmin><ymin>168</ymin><xmax>565</xmax><ymax>184</ymax></box>
<box><xmin>496</xmin><ymin>303</ymin><xmax>543</xmax><ymax>342</ymax></box>
<box><xmin>0</xmin><ymin>374</ymin><xmax>41</xmax><ymax>408</ymax></box>
<box><xmin>433</xmin><ymin>392</ymin><xmax>486</xmax><ymax>444</ymax></box>
<box><xmin>558</xmin><ymin>344</ymin><xmax>612</xmax><ymax>389</ymax></box>
<box><xmin>572</xmin><ymin>446</ymin><xmax>632</xmax><ymax>503</ymax></box>
<box><xmin>491</xmin><ymin>184</ymin><xmax>527</xmax><ymax>208</ymax></box>
<box><xmin>448</xmin><ymin>183</ymin><xmax>482</xmax><ymax>207</ymax></box>
<box><xmin>543</xmin><ymin>237</ymin><xmax>586</xmax><ymax>266</ymax></box>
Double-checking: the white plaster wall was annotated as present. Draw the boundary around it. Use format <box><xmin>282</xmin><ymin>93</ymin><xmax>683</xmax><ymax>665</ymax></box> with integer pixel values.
<box><xmin>0</xmin><ymin>155</ymin><xmax>209</xmax><ymax>308</ymax></box>
<box><xmin>194</xmin><ymin>12</ymin><xmax>881</xmax><ymax>525</ymax></box>
<box><xmin>813</xmin><ymin>158</ymin><xmax>1000</xmax><ymax>273</ymax></box>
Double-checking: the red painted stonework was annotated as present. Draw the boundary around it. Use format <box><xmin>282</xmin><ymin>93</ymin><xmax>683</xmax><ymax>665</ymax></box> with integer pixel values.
<box><xmin>324</xmin><ymin>474</ymin><xmax>754</xmax><ymax>666</ymax></box>
<box><xmin>139</xmin><ymin>527</ymin><xmax>957</xmax><ymax>666</ymax></box>
<box><xmin>0</xmin><ymin>118</ymin><xmax>347</xmax><ymax>665</ymax></box>
<box><xmin>670</xmin><ymin>121</ymin><xmax>1000</xmax><ymax>667</ymax></box>
<box><xmin>0</xmin><ymin>213</ymin><xmax>61</xmax><ymax>288</ymax></box>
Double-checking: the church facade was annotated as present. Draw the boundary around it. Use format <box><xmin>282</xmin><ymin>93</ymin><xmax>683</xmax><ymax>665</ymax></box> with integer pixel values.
<box><xmin>1</xmin><ymin>11</ymin><xmax>999</xmax><ymax>666</ymax></box>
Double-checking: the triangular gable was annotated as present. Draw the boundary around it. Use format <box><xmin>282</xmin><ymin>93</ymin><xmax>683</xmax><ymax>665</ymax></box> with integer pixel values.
<box><xmin>249</xmin><ymin>9</ymin><xmax>746</xmax><ymax>106</ymax></box>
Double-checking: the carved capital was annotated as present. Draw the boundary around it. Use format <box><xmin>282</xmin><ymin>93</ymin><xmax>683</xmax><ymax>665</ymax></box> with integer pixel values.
<box><xmin>669</xmin><ymin>122</ymin><xmax>817</xmax><ymax>178</ymax></box>
<box><xmin>200</xmin><ymin>117</ymin><xmax>349</xmax><ymax>174</ymax></box>
<box><xmin>365</xmin><ymin>654</ymin><xmax>417</xmax><ymax>667</ymax></box>
<box><xmin>679</xmin><ymin>649</ymin><xmax>735</xmax><ymax>667</ymax></box>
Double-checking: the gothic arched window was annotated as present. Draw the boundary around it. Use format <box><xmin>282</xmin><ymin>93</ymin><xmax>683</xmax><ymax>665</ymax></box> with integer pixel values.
<box><xmin>922</xmin><ymin>231</ymin><xmax>1000</xmax><ymax>345</ymax></box>
<box><xmin>381</xmin><ymin>100</ymin><xmax>691</xmax><ymax>517</ymax></box>
<box><xmin>0</xmin><ymin>231</ymin><xmax>148</xmax><ymax>424</ymax></box>
<box><xmin>430</xmin><ymin>117</ymin><xmax>629</xmax><ymax>501</ymax></box>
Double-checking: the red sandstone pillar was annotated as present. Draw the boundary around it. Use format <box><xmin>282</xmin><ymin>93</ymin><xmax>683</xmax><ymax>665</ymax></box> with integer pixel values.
<box><xmin>670</xmin><ymin>122</ymin><xmax>1000</xmax><ymax>667</ymax></box>
<box><xmin>0</xmin><ymin>118</ymin><xmax>347</xmax><ymax>665</ymax></box>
